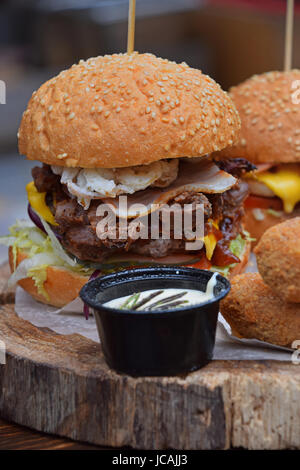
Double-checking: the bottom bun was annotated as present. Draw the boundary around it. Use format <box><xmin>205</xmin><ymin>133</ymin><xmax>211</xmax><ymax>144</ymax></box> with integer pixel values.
<box><xmin>244</xmin><ymin>207</ymin><xmax>300</xmax><ymax>245</ymax></box>
<box><xmin>9</xmin><ymin>240</ymin><xmax>251</xmax><ymax>308</ymax></box>
<box><xmin>9</xmin><ymin>247</ymin><xmax>89</xmax><ymax>308</ymax></box>
<box><xmin>228</xmin><ymin>240</ymin><xmax>251</xmax><ymax>279</ymax></box>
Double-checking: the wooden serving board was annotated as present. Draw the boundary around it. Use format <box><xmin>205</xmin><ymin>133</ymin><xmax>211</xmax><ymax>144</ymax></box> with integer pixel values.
<box><xmin>0</xmin><ymin>263</ymin><xmax>300</xmax><ymax>450</ymax></box>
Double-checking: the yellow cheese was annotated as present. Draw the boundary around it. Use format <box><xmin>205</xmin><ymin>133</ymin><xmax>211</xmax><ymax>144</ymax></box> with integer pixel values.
<box><xmin>255</xmin><ymin>169</ymin><xmax>300</xmax><ymax>213</ymax></box>
<box><xmin>204</xmin><ymin>233</ymin><xmax>217</xmax><ymax>261</ymax></box>
<box><xmin>26</xmin><ymin>181</ymin><xmax>58</xmax><ymax>225</ymax></box>
<box><xmin>203</xmin><ymin>219</ymin><xmax>219</xmax><ymax>260</ymax></box>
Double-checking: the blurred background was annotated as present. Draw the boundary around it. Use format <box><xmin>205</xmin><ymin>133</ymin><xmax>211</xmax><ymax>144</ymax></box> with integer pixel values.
<box><xmin>0</xmin><ymin>0</ymin><xmax>299</xmax><ymax>261</ymax></box>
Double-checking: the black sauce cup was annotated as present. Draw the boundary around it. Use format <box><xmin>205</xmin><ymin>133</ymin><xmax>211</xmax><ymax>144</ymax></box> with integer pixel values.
<box><xmin>80</xmin><ymin>267</ymin><xmax>230</xmax><ymax>377</ymax></box>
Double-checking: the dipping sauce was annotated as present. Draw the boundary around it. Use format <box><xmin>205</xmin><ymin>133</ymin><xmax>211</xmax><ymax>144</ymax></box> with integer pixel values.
<box><xmin>104</xmin><ymin>272</ymin><xmax>218</xmax><ymax>311</ymax></box>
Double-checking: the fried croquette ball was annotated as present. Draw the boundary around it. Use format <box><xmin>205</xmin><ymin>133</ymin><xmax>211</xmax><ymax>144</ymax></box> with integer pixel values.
<box><xmin>220</xmin><ymin>272</ymin><xmax>300</xmax><ymax>347</ymax></box>
<box><xmin>254</xmin><ymin>217</ymin><xmax>300</xmax><ymax>303</ymax></box>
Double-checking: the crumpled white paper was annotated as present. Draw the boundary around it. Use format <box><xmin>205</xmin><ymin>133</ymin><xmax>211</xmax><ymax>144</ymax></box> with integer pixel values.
<box><xmin>13</xmin><ymin>253</ymin><xmax>295</xmax><ymax>362</ymax></box>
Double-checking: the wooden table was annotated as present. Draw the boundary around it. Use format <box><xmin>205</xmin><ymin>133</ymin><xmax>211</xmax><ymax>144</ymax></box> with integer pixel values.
<box><xmin>1</xmin><ymin>263</ymin><xmax>300</xmax><ymax>450</ymax></box>
<box><xmin>0</xmin><ymin>418</ymin><xmax>102</xmax><ymax>450</ymax></box>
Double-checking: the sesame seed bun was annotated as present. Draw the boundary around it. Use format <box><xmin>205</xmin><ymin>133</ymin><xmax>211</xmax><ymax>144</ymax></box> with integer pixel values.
<box><xmin>228</xmin><ymin>239</ymin><xmax>251</xmax><ymax>279</ymax></box>
<box><xmin>217</xmin><ymin>70</ymin><xmax>300</xmax><ymax>164</ymax></box>
<box><xmin>18</xmin><ymin>53</ymin><xmax>240</xmax><ymax>169</ymax></box>
<box><xmin>9</xmin><ymin>242</ymin><xmax>249</xmax><ymax>308</ymax></box>
<box><xmin>9</xmin><ymin>247</ymin><xmax>88</xmax><ymax>308</ymax></box>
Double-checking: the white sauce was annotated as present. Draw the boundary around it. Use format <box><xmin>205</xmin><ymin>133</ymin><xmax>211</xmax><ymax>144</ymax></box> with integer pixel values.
<box><xmin>104</xmin><ymin>273</ymin><xmax>218</xmax><ymax>311</ymax></box>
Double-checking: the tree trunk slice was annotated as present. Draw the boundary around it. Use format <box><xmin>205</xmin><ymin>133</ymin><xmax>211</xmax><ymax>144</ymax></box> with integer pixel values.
<box><xmin>0</xmin><ymin>264</ymin><xmax>300</xmax><ymax>449</ymax></box>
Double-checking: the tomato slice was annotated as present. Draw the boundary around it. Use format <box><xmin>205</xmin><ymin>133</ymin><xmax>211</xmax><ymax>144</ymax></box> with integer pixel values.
<box><xmin>244</xmin><ymin>195</ymin><xmax>283</xmax><ymax>211</ymax></box>
<box><xmin>212</xmin><ymin>241</ymin><xmax>240</xmax><ymax>267</ymax></box>
<box><xmin>187</xmin><ymin>252</ymin><xmax>212</xmax><ymax>270</ymax></box>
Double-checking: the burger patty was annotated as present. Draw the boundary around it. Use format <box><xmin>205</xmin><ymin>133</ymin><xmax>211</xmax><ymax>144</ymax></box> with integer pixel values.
<box><xmin>31</xmin><ymin>162</ymin><xmax>249</xmax><ymax>262</ymax></box>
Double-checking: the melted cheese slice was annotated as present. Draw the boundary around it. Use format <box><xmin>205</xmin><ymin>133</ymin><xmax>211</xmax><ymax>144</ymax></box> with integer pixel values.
<box><xmin>203</xmin><ymin>220</ymin><xmax>219</xmax><ymax>260</ymax></box>
<box><xmin>103</xmin><ymin>160</ymin><xmax>236</xmax><ymax>218</ymax></box>
<box><xmin>26</xmin><ymin>181</ymin><xmax>58</xmax><ymax>225</ymax></box>
<box><xmin>204</xmin><ymin>233</ymin><xmax>217</xmax><ymax>260</ymax></box>
<box><xmin>255</xmin><ymin>169</ymin><xmax>300</xmax><ymax>213</ymax></box>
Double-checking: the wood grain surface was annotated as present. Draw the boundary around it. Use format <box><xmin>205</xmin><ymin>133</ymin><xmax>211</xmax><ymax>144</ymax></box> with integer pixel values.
<box><xmin>0</xmin><ymin>263</ymin><xmax>300</xmax><ymax>450</ymax></box>
<box><xmin>0</xmin><ymin>418</ymin><xmax>103</xmax><ymax>450</ymax></box>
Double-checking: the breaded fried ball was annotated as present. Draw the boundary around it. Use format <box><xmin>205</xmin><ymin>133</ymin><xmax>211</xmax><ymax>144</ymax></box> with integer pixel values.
<box><xmin>254</xmin><ymin>217</ymin><xmax>300</xmax><ymax>303</ymax></box>
<box><xmin>220</xmin><ymin>273</ymin><xmax>300</xmax><ymax>347</ymax></box>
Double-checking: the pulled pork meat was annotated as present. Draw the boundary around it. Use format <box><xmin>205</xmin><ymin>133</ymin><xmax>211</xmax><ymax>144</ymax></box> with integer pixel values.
<box><xmin>31</xmin><ymin>160</ymin><xmax>250</xmax><ymax>263</ymax></box>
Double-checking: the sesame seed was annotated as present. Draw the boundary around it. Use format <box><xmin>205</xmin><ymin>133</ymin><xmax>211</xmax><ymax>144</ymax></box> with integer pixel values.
<box><xmin>151</xmin><ymin>112</ymin><xmax>156</xmax><ymax>119</ymax></box>
<box><xmin>57</xmin><ymin>153</ymin><xmax>68</xmax><ymax>160</ymax></box>
<box><xmin>104</xmin><ymin>111</ymin><xmax>110</xmax><ymax>118</ymax></box>
<box><xmin>97</xmin><ymin>106</ymin><xmax>103</xmax><ymax>113</ymax></box>
<box><xmin>172</xmin><ymin>119</ymin><xmax>178</xmax><ymax>125</ymax></box>
<box><xmin>179</xmin><ymin>117</ymin><xmax>185</xmax><ymax>124</ymax></box>
<box><xmin>48</xmin><ymin>105</ymin><xmax>53</xmax><ymax>112</ymax></box>
<box><xmin>68</xmin><ymin>112</ymin><xmax>75</xmax><ymax>120</ymax></box>
<box><xmin>146</xmin><ymin>107</ymin><xmax>151</xmax><ymax>114</ymax></box>
<box><xmin>241</xmin><ymin>138</ymin><xmax>247</xmax><ymax>146</ymax></box>
<box><xmin>116</xmin><ymin>107</ymin><xmax>121</xmax><ymax>113</ymax></box>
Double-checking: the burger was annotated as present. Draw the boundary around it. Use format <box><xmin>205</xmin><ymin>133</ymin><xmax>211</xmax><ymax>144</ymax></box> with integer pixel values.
<box><xmin>3</xmin><ymin>53</ymin><xmax>251</xmax><ymax>307</ymax></box>
<box><xmin>216</xmin><ymin>70</ymin><xmax>300</xmax><ymax>242</ymax></box>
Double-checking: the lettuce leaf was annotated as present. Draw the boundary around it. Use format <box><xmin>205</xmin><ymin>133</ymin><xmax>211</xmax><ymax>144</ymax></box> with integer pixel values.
<box><xmin>1</xmin><ymin>219</ymin><xmax>93</xmax><ymax>299</ymax></box>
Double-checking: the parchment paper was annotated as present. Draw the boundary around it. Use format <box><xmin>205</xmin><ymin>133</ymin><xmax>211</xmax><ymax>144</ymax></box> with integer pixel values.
<box><xmin>13</xmin><ymin>254</ymin><xmax>295</xmax><ymax>362</ymax></box>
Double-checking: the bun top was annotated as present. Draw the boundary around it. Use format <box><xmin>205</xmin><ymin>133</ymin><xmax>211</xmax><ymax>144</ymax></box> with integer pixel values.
<box><xmin>18</xmin><ymin>53</ymin><xmax>240</xmax><ymax>168</ymax></box>
<box><xmin>217</xmin><ymin>70</ymin><xmax>300</xmax><ymax>164</ymax></box>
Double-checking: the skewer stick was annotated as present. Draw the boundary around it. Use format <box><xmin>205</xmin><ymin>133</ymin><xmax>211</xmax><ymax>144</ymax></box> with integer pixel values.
<box><xmin>284</xmin><ymin>0</ymin><xmax>294</xmax><ymax>71</ymax></box>
<box><xmin>127</xmin><ymin>0</ymin><xmax>136</xmax><ymax>54</ymax></box>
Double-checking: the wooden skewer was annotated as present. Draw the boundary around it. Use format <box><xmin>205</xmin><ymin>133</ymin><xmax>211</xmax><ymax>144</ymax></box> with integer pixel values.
<box><xmin>127</xmin><ymin>0</ymin><xmax>136</xmax><ymax>54</ymax></box>
<box><xmin>284</xmin><ymin>0</ymin><xmax>294</xmax><ymax>72</ymax></box>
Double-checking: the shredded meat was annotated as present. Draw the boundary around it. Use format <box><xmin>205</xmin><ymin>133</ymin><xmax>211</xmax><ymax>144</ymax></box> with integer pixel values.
<box><xmin>214</xmin><ymin>158</ymin><xmax>256</xmax><ymax>177</ymax></box>
<box><xmin>31</xmin><ymin>164</ymin><xmax>61</xmax><ymax>193</ymax></box>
